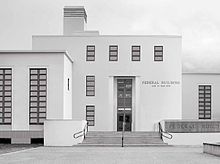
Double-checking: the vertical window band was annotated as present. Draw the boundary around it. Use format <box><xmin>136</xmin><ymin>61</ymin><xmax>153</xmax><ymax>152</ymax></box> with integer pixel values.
<box><xmin>29</xmin><ymin>68</ymin><xmax>47</xmax><ymax>125</ymax></box>
<box><xmin>0</xmin><ymin>68</ymin><xmax>12</xmax><ymax>124</ymax></box>
<box><xmin>86</xmin><ymin>105</ymin><xmax>95</xmax><ymax>126</ymax></box>
<box><xmin>86</xmin><ymin>75</ymin><xmax>95</xmax><ymax>96</ymax></box>
<box><xmin>198</xmin><ymin>85</ymin><xmax>211</xmax><ymax>119</ymax></box>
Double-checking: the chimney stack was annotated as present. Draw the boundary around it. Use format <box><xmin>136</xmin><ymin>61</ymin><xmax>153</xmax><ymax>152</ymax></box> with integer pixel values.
<box><xmin>63</xmin><ymin>6</ymin><xmax>87</xmax><ymax>35</ymax></box>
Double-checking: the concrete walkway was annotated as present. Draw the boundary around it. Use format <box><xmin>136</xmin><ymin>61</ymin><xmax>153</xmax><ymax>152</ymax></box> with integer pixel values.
<box><xmin>0</xmin><ymin>146</ymin><xmax>220</xmax><ymax>164</ymax></box>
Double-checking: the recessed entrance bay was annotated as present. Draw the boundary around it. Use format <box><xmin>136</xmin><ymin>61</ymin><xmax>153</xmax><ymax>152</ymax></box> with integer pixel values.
<box><xmin>117</xmin><ymin>79</ymin><xmax>132</xmax><ymax>131</ymax></box>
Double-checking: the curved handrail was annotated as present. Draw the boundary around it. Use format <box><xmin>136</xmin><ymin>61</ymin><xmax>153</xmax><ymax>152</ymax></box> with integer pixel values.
<box><xmin>73</xmin><ymin>122</ymin><xmax>88</xmax><ymax>139</ymax></box>
<box><xmin>158</xmin><ymin>122</ymin><xmax>173</xmax><ymax>140</ymax></box>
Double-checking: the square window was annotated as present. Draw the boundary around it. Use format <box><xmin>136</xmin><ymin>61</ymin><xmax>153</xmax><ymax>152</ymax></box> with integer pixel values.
<box><xmin>30</xmin><ymin>108</ymin><xmax>38</xmax><ymax>112</ymax></box>
<box><xmin>132</xmin><ymin>46</ymin><xmax>141</xmax><ymax>61</ymax></box>
<box><xmin>86</xmin><ymin>106</ymin><xmax>95</xmax><ymax>126</ymax></box>
<box><xmin>39</xmin><ymin>113</ymin><xmax>46</xmax><ymax>118</ymax></box>
<box><xmin>109</xmin><ymin>45</ymin><xmax>118</xmax><ymax>61</ymax></box>
<box><xmin>154</xmin><ymin>46</ymin><xmax>163</xmax><ymax>61</ymax></box>
<box><xmin>86</xmin><ymin>76</ymin><xmax>95</xmax><ymax>96</ymax></box>
<box><xmin>86</xmin><ymin>45</ymin><xmax>95</xmax><ymax>61</ymax></box>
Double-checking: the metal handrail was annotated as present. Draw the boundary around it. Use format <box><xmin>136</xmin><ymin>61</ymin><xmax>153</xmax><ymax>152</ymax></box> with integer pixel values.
<box><xmin>158</xmin><ymin>122</ymin><xmax>173</xmax><ymax>140</ymax></box>
<box><xmin>121</xmin><ymin>121</ymin><xmax>125</xmax><ymax>147</ymax></box>
<box><xmin>73</xmin><ymin>122</ymin><xmax>88</xmax><ymax>139</ymax></box>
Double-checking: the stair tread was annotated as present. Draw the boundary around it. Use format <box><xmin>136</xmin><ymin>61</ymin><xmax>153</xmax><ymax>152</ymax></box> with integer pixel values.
<box><xmin>74</xmin><ymin>143</ymin><xmax>168</xmax><ymax>147</ymax></box>
<box><xmin>77</xmin><ymin>131</ymin><xmax>166</xmax><ymax>147</ymax></box>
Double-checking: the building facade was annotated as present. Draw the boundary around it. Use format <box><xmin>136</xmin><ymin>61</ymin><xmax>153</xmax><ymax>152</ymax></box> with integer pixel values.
<box><xmin>182</xmin><ymin>73</ymin><xmax>220</xmax><ymax>120</ymax></box>
<box><xmin>33</xmin><ymin>6</ymin><xmax>182</xmax><ymax>132</ymax></box>
<box><xmin>0</xmin><ymin>51</ymin><xmax>72</xmax><ymax>143</ymax></box>
<box><xmin>0</xmin><ymin>6</ymin><xmax>219</xmax><ymax>144</ymax></box>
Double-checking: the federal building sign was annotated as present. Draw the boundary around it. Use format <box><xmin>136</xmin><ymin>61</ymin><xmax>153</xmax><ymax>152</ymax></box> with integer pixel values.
<box><xmin>165</xmin><ymin>121</ymin><xmax>220</xmax><ymax>133</ymax></box>
<box><xmin>142</xmin><ymin>80</ymin><xmax>180</xmax><ymax>88</ymax></box>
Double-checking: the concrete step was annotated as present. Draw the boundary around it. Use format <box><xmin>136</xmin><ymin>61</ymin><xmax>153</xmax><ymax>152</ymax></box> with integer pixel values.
<box><xmin>86</xmin><ymin>131</ymin><xmax>161</xmax><ymax>137</ymax></box>
<box><xmin>77</xmin><ymin>131</ymin><xmax>166</xmax><ymax>147</ymax></box>
<box><xmin>83</xmin><ymin>137</ymin><xmax>163</xmax><ymax>141</ymax></box>
<box><xmin>74</xmin><ymin>143</ymin><xmax>168</xmax><ymax>147</ymax></box>
<box><xmin>82</xmin><ymin>140</ymin><xmax>164</xmax><ymax>144</ymax></box>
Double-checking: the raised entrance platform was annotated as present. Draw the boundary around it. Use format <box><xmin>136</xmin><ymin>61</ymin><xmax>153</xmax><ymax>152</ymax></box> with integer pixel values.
<box><xmin>161</xmin><ymin>120</ymin><xmax>220</xmax><ymax>145</ymax></box>
<box><xmin>77</xmin><ymin>131</ymin><xmax>167</xmax><ymax>147</ymax></box>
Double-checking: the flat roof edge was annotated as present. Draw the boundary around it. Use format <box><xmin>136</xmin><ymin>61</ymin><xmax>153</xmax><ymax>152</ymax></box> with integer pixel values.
<box><xmin>0</xmin><ymin>50</ymin><xmax>67</xmax><ymax>53</ymax></box>
<box><xmin>32</xmin><ymin>35</ymin><xmax>181</xmax><ymax>38</ymax></box>
<box><xmin>182</xmin><ymin>72</ymin><xmax>220</xmax><ymax>75</ymax></box>
<box><xmin>0</xmin><ymin>50</ymin><xmax>73</xmax><ymax>63</ymax></box>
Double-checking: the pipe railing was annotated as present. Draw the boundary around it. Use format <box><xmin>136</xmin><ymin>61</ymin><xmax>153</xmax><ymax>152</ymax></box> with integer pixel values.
<box><xmin>73</xmin><ymin>122</ymin><xmax>88</xmax><ymax>139</ymax></box>
<box><xmin>121</xmin><ymin>121</ymin><xmax>126</xmax><ymax>147</ymax></box>
<box><xmin>158</xmin><ymin>122</ymin><xmax>173</xmax><ymax>140</ymax></box>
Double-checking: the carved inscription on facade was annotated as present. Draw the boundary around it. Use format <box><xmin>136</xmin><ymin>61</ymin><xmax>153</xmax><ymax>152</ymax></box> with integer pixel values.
<box><xmin>165</xmin><ymin>121</ymin><xmax>220</xmax><ymax>133</ymax></box>
<box><xmin>142</xmin><ymin>80</ymin><xmax>180</xmax><ymax>88</ymax></box>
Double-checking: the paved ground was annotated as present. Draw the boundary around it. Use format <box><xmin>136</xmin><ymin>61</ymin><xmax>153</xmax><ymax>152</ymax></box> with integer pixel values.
<box><xmin>0</xmin><ymin>144</ymin><xmax>40</xmax><ymax>155</ymax></box>
<box><xmin>0</xmin><ymin>146</ymin><xmax>219</xmax><ymax>164</ymax></box>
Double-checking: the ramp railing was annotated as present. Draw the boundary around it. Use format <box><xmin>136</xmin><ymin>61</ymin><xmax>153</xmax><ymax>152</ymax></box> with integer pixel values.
<box><xmin>73</xmin><ymin>122</ymin><xmax>88</xmax><ymax>139</ymax></box>
<box><xmin>158</xmin><ymin>122</ymin><xmax>173</xmax><ymax>140</ymax></box>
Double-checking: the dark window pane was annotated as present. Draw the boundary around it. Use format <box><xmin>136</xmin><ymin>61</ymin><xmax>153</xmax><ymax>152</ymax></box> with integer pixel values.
<box><xmin>154</xmin><ymin>46</ymin><xmax>163</xmax><ymax>61</ymax></box>
<box><xmin>86</xmin><ymin>106</ymin><xmax>95</xmax><ymax>126</ymax></box>
<box><xmin>29</xmin><ymin>68</ymin><xmax>47</xmax><ymax>125</ymax></box>
<box><xmin>86</xmin><ymin>76</ymin><xmax>95</xmax><ymax>96</ymax></box>
<box><xmin>0</xmin><ymin>68</ymin><xmax>12</xmax><ymax>124</ymax></box>
<box><xmin>132</xmin><ymin>46</ymin><xmax>140</xmax><ymax>61</ymax></box>
<box><xmin>86</xmin><ymin>45</ymin><xmax>95</xmax><ymax>61</ymax></box>
<box><xmin>198</xmin><ymin>85</ymin><xmax>211</xmax><ymax>119</ymax></box>
<box><xmin>109</xmin><ymin>45</ymin><xmax>118</xmax><ymax>61</ymax></box>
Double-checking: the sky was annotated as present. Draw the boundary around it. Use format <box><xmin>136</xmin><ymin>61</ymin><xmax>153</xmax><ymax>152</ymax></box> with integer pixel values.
<box><xmin>0</xmin><ymin>0</ymin><xmax>220</xmax><ymax>72</ymax></box>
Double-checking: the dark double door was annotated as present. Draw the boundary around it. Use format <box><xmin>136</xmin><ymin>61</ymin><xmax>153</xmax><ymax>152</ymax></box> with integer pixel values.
<box><xmin>117</xmin><ymin>79</ymin><xmax>132</xmax><ymax>131</ymax></box>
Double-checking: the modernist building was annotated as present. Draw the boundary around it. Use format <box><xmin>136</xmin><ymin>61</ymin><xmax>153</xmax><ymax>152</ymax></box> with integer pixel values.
<box><xmin>182</xmin><ymin>72</ymin><xmax>220</xmax><ymax>120</ymax></box>
<box><xmin>0</xmin><ymin>6</ymin><xmax>219</xmax><ymax>145</ymax></box>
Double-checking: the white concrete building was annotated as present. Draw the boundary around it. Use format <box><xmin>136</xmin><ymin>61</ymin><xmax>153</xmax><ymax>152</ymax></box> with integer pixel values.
<box><xmin>32</xmin><ymin>6</ymin><xmax>182</xmax><ymax>132</ymax></box>
<box><xmin>182</xmin><ymin>73</ymin><xmax>220</xmax><ymax>120</ymax></box>
<box><xmin>0</xmin><ymin>51</ymin><xmax>73</xmax><ymax>143</ymax></box>
<box><xmin>0</xmin><ymin>6</ymin><xmax>219</xmax><ymax>145</ymax></box>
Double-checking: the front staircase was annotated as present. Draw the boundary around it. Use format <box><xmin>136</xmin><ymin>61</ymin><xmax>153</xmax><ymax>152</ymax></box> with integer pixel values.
<box><xmin>76</xmin><ymin>131</ymin><xmax>167</xmax><ymax>147</ymax></box>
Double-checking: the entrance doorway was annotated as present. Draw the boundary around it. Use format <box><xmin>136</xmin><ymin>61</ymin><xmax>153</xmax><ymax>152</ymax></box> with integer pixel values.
<box><xmin>117</xmin><ymin>79</ymin><xmax>132</xmax><ymax>131</ymax></box>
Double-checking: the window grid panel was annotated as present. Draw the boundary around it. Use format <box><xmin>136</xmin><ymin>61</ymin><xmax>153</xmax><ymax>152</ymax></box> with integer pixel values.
<box><xmin>132</xmin><ymin>46</ymin><xmax>141</xmax><ymax>61</ymax></box>
<box><xmin>86</xmin><ymin>76</ymin><xmax>95</xmax><ymax>96</ymax></box>
<box><xmin>109</xmin><ymin>45</ymin><xmax>118</xmax><ymax>61</ymax></box>
<box><xmin>154</xmin><ymin>46</ymin><xmax>163</xmax><ymax>61</ymax></box>
<box><xmin>86</xmin><ymin>106</ymin><xmax>95</xmax><ymax>126</ymax></box>
<box><xmin>29</xmin><ymin>68</ymin><xmax>47</xmax><ymax>125</ymax></box>
<box><xmin>86</xmin><ymin>45</ymin><xmax>95</xmax><ymax>61</ymax></box>
<box><xmin>0</xmin><ymin>68</ymin><xmax>12</xmax><ymax>125</ymax></box>
<box><xmin>198</xmin><ymin>85</ymin><xmax>211</xmax><ymax>119</ymax></box>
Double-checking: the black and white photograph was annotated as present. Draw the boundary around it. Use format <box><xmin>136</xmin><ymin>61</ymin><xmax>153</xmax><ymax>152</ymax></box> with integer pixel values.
<box><xmin>0</xmin><ymin>0</ymin><xmax>220</xmax><ymax>163</ymax></box>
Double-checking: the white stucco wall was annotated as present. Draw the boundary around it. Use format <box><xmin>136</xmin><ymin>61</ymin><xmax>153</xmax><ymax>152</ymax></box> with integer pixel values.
<box><xmin>63</xmin><ymin>55</ymin><xmax>73</xmax><ymax>119</ymax></box>
<box><xmin>163</xmin><ymin>133</ymin><xmax>220</xmax><ymax>145</ymax></box>
<box><xmin>44</xmin><ymin>119</ymin><xmax>87</xmax><ymax>146</ymax></box>
<box><xmin>63</xmin><ymin>17</ymin><xmax>85</xmax><ymax>35</ymax></box>
<box><xmin>32</xmin><ymin>35</ymin><xmax>182</xmax><ymax>131</ymax></box>
<box><xmin>182</xmin><ymin>73</ymin><xmax>220</xmax><ymax>120</ymax></box>
<box><xmin>0</xmin><ymin>52</ymin><xmax>71</xmax><ymax>131</ymax></box>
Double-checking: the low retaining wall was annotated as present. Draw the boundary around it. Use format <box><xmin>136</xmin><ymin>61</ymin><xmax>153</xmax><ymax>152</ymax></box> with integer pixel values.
<box><xmin>163</xmin><ymin>133</ymin><xmax>220</xmax><ymax>145</ymax></box>
<box><xmin>44</xmin><ymin>119</ymin><xmax>87</xmax><ymax>146</ymax></box>
<box><xmin>203</xmin><ymin>143</ymin><xmax>220</xmax><ymax>156</ymax></box>
<box><xmin>161</xmin><ymin>120</ymin><xmax>220</xmax><ymax>145</ymax></box>
<box><xmin>165</xmin><ymin>120</ymin><xmax>220</xmax><ymax>133</ymax></box>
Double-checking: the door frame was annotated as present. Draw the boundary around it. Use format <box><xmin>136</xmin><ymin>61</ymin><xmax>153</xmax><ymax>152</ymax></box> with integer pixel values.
<box><xmin>113</xmin><ymin>76</ymin><xmax>135</xmax><ymax>131</ymax></box>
